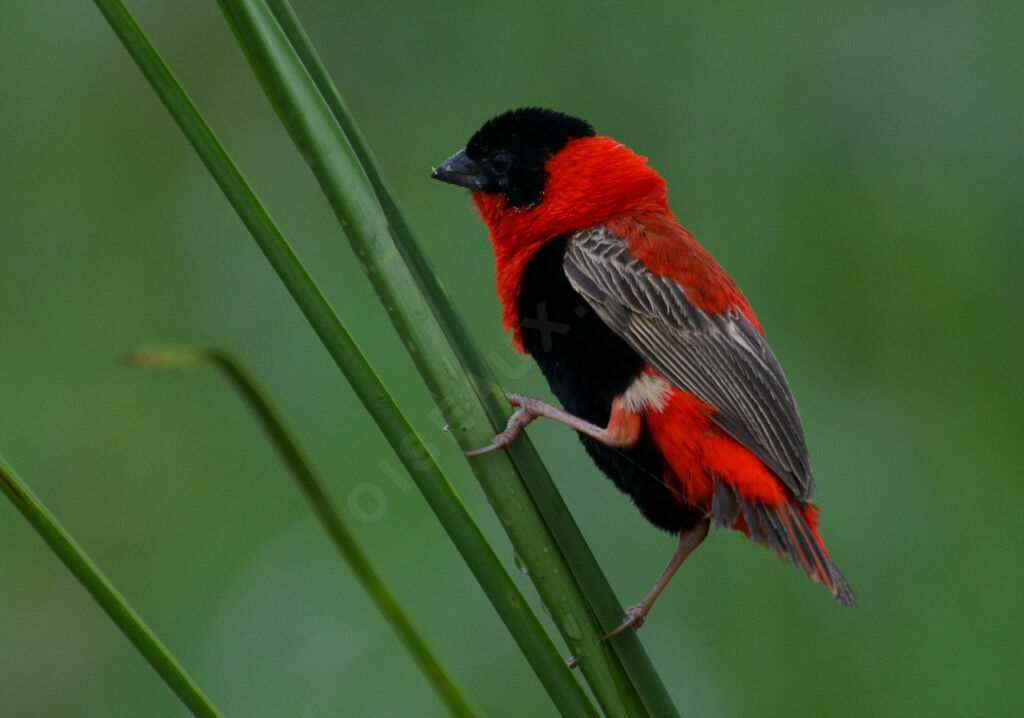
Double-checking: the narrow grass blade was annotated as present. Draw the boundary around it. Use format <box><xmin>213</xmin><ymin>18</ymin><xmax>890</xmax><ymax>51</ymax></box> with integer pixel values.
<box><xmin>130</xmin><ymin>346</ymin><xmax>479</xmax><ymax>718</ymax></box>
<box><xmin>0</xmin><ymin>456</ymin><xmax>221</xmax><ymax>718</ymax></box>
<box><xmin>90</xmin><ymin>3</ymin><xmax>596</xmax><ymax>715</ymax></box>
<box><xmin>262</xmin><ymin>2</ymin><xmax>681</xmax><ymax>713</ymax></box>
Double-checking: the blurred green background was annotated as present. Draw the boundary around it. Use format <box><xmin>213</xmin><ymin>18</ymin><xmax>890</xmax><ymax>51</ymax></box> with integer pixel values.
<box><xmin>2</xmin><ymin>1</ymin><xmax>1021</xmax><ymax>716</ymax></box>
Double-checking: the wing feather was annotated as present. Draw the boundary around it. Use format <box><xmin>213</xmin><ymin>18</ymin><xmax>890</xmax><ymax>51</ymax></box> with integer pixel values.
<box><xmin>564</xmin><ymin>227</ymin><xmax>815</xmax><ymax>500</ymax></box>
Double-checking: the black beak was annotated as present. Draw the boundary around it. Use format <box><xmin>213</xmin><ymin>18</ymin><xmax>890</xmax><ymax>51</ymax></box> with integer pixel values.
<box><xmin>431</xmin><ymin>148</ymin><xmax>487</xmax><ymax>190</ymax></box>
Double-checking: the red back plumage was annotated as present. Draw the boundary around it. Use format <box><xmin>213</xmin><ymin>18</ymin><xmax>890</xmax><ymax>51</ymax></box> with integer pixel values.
<box><xmin>471</xmin><ymin>135</ymin><xmax>762</xmax><ymax>350</ymax></box>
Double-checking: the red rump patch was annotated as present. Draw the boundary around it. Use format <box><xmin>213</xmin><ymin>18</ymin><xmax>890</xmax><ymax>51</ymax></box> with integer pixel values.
<box><xmin>644</xmin><ymin>383</ymin><xmax>787</xmax><ymax>507</ymax></box>
<box><xmin>645</xmin><ymin>382</ymin><xmax>839</xmax><ymax>588</ymax></box>
<box><xmin>644</xmin><ymin>382</ymin><xmax>838</xmax><ymax>586</ymax></box>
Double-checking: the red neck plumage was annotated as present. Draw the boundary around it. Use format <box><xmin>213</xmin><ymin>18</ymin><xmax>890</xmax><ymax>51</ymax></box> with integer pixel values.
<box><xmin>472</xmin><ymin>136</ymin><xmax>670</xmax><ymax>350</ymax></box>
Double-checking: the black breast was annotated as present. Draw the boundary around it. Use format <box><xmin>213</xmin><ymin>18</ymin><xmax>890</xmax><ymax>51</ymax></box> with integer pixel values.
<box><xmin>516</xmin><ymin>236</ymin><xmax>705</xmax><ymax>533</ymax></box>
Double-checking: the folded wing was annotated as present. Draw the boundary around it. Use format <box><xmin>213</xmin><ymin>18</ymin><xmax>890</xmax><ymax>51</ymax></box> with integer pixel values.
<box><xmin>563</xmin><ymin>226</ymin><xmax>815</xmax><ymax>501</ymax></box>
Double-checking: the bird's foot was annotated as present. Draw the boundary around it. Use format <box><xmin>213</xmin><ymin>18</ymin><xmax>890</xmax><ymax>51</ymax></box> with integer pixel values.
<box><xmin>602</xmin><ymin>603</ymin><xmax>649</xmax><ymax>640</ymax></box>
<box><xmin>464</xmin><ymin>394</ymin><xmax>535</xmax><ymax>456</ymax></box>
<box><xmin>466</xmin><ymin>392</ymin><xmax>635</xmax><ymax>456</ymax></box>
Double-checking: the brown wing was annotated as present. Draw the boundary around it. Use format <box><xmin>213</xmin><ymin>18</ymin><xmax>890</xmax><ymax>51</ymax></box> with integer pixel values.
<box><xmin>563</xmin><ymin>226</ymin><xmax>815</xmax><ymax>501</ymax></box>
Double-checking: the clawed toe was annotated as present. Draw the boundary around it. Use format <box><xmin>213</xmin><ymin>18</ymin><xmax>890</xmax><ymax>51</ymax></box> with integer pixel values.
<box><xmin>464</xmin><ymin>437</ymin><xmax>511</xmax><ymax>457</ymax></box>
<box><xmin>601</xmin><ymin>605</ymin><xmax>648</xmax><ymax>640</ymax></box>
<box><xmin>464</xmin><ymin>405</ymin><xmax>536</xmax><ymax>456</ymax></box>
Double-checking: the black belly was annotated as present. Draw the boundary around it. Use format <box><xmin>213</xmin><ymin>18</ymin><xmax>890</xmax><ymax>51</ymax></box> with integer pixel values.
<box><xmin>516</xmin><ymin>236</ymin><xmax>704</xmax><ymax>533</ymax></box>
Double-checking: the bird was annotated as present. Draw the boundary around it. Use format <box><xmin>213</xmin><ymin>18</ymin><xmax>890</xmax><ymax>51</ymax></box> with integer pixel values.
<box><xmin>431</xmin><ymin>107</ymin><xmax>855</xmax><ymax>637</ymax></box>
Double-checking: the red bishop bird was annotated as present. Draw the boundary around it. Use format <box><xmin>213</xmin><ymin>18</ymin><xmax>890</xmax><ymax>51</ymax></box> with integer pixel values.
<box><xmin>432</xmin><ymin>108</ymin><xmax>855</xmax><ymax>636</ymax></box>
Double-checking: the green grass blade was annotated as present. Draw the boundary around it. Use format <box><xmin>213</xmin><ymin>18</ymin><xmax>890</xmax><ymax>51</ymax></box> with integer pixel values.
<box><xmin>0</xmin><ymin>456</ymin><xmax>221</xmax><ymax>718</ymax></box>
<box><xmin>262</xmin><ymin>2</ymin><xmax>680</xmax><ymax>713</ymax></box>
<box><xmin>130</xmin><ymin>346</ymin><xmax>479</xmax><ymax>718</ymax></box>
<box><xmin>90</xmin><ymin>3</ymin><xmax>596</xmax><ymax>716</ymax></box>
<box><xmin>216</xmin><ymin>1</ymin><xmax>653</xmax><ymax>714</ymax></box>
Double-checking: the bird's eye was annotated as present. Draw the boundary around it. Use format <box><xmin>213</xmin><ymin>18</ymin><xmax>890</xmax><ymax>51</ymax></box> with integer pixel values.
<box><xmin>490</xmin><ymin>152</ymin><xmax>510</xmax><ymax>174</ymax></box>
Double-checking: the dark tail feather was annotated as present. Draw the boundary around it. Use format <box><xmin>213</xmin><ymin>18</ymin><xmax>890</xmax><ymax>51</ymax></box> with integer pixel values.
<box><xmin>825</xmin><ymin>559</ymin><xmax>858</xmax><ymax>608</ymax></box>
<box><xmin>716</xmin><ymin>483</ymin><xmax>857</xmax><ymax>607</ymax></box>
<box><xmin>711</xmin><ymin>480</ymin><xmax>740</xmax><ymax>528</ymax></box>
<box><xmin>772</xmin><ymin>501</ymin><xmax>857</xmax><ymax>607</ymax></box>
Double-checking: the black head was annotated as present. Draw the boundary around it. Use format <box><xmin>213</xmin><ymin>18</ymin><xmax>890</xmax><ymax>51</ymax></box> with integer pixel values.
<box><xmin>431</xmin><ymin>108</ymin><xmax>595</xmax><ymax>208</ymax></box>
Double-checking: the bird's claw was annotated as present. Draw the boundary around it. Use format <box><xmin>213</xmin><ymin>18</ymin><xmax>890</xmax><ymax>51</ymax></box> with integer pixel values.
<box><xmin>464</xmin><ymin>395</ymin><xmax>537</xmax><ymax>456</ymax></box>
<box><xmin>601</xmin><ymin>604</ymin><xmax>648</xmax><ymax>640</ymax></box>
<box><xmin>463</xmin><ymin>432</ymin><xmax>514</xmax><ymax>456</ymax></box>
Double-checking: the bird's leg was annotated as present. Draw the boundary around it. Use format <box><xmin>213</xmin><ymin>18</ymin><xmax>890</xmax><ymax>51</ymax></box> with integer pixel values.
<box><xmin>603</xmin><ymin>518</ymin><xmax>711</xmax><ymax>640</ymax></box>
<box><xmin>465</xmin><ymin>392</ymin><xmax>641</xmax><ymax>456</ymax></box>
